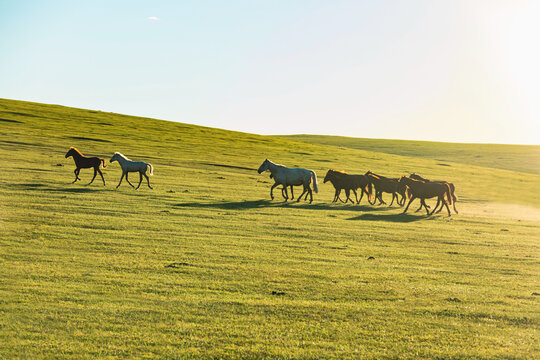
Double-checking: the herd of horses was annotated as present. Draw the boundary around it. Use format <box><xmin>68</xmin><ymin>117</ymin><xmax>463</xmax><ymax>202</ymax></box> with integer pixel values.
<box><xmin>64</xmin><ymin>148</ymin><xmax>457</xmax><ymax>216</ymax></box>
<box><xmin>257</xmin><ymin>159</ymin><xmax>458</xmax><ymax>216</ymax></box>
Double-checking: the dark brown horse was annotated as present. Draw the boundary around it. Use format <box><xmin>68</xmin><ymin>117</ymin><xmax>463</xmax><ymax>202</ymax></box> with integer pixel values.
<box><xmin>399</xmin><ymin>176</ymin><xmax>453</xmax><ymax>216</ymax></box>
<box><xmin>410</xmin><ymin>173</ymin><xmax>458</xmax><ymax>214</ymax></box>
<box><xmin>365</xmin><ymin>171</ymin><xmax>405</xmax><ymax>206</ymax></box>
<box><xmin>65</xmin><ymin>147</ymin><xmax>106</xmax><ymax>185</ymax></box>
<box><xmin>323</xmin><ymin>170</ymin><xmax>372</xmax><ymax>204</ymax></box>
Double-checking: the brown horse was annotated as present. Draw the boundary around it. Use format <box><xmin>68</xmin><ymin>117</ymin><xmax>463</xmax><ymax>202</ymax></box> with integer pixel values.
<box><xmin>65</xmin><ymin>147</ymin><xmax>106</xmax><ymax>185</ymax></box>
<box><xmin>410</xmin><ymin>173</ymin><xmax>458</xmax><ymax>214</ymax></box>
<box><xmin>399</xmin><ymin>176</ymin><xmax>453</xmax><ymax>216</ymax></box>
<box><xmin>323</xmin><ymin>170</ymin><xmax>372</xmax><ymax>204</ymax></box>
<box><xmin>365</xmin><ymin>171</ymin><xmax>405</xmax><ymax>206</ymax></box>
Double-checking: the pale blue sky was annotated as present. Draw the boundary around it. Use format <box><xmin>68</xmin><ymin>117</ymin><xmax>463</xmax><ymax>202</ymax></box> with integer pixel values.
<box><xmin>1</xmin><ymin>0</ymin><xmax>539</xmax><ymax>145</ymax></box>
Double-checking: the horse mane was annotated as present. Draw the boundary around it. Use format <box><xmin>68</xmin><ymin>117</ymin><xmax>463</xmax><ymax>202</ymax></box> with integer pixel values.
<box><xmin>69</xmin><ymin>147</ymin><xmax>84</xmax><ymax>157</ymax></box>
<box><xmin>410</xmin><ymin>173</ymin><xmax>430</xmax><ymax>182</ymax></box>
<box><xmin>114</xmin><ymin>152</ymin><xmax>130</xmax><ymax>161</ymax></box>
<box><xmin>329</xmin><ymin>169</ymin><xmax>348</xmax><ymax>175</ymax></box>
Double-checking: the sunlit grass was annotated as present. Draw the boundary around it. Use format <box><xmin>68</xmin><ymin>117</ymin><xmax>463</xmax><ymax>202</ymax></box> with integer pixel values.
<box><xmin>0</xmin><ymin>98</ymin><xmax>538</xmax><ymax>359</ymax></box>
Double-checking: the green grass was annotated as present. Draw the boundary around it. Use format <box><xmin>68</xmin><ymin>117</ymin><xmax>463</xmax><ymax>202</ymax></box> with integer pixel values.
<box><xmin>278</xmin><ymin>134</ymin><xmax>540</xmax><ymax>175</ymax></box>
<box><xmin>0</xmin><ymin>98</ymin><xmax>539</xmax><ymax>359</ymax></box>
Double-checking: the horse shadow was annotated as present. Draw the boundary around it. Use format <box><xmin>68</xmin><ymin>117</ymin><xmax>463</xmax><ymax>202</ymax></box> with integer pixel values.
<box><xmin>347</xmin><ymin>213</ymin><xmax>426</xmax><ymax>223</ymax></box>
<box><xmin>173</xmin><ymin>200</ymin><xmax>395</xmax><ymax>212</ymax></box>
<box><xmin>15</xmin><ymin>183</ymin><xmax>104</xmax><ymax>193</ymax></box>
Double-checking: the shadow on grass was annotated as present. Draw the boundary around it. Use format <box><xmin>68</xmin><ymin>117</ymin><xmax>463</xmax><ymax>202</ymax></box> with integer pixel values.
<box><xmin>347</xmin><ymin>213</ymin><xmax>425</xmax><ymax>223</ymax></box>
<box><xmin>15</xmin><ymin>183</ymin><xmax>104</xmax><ymax>193</ymax></box>
<box><xmin>173</xmin><ymin>200</ymin><xmax>396</xmax><ymax>212</ymax></box>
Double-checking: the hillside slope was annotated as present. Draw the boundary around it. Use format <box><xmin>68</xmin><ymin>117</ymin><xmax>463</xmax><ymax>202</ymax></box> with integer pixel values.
<box><xmin>0</xmin><ymin>98</ymin><xmax>539</xmax><ymax>359</ymax></box>
<box><xmin>278</xmin><ymin>134</ymin><xmax>540</xmax><ymax>175</ymax></box>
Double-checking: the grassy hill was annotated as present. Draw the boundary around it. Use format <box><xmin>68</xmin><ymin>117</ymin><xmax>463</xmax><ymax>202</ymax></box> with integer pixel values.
<box><xmin>0</xmin><ymin>98</ymin><xmax>539</xmax><ymax>359</ymax></box>
<box><xmin>278</xmin><ymin>134</ymin><xmax>540</xmax><ymax>175</ymax></box>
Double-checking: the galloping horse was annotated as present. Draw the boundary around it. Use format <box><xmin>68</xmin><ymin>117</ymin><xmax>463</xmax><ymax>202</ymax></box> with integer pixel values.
<box><xmin>365</xmin><ymin>171</ymin><xmax>404</xmax><ymax>206</ymax></box>
<box><xmin>410</xmin><ymin>173</ymin><xmax>458</xmax><ymax>214</ymax></box>
<box><xmin>65</xmin><ymin>147</ymin><xmax>106</xmax><ymax>185</ymax></box>
<box><xmin>110</xmin><ymin>152</ymin><xmax>154</xmax><ymax>190</ymax></box>
<box><xmin>323</xmin><ymin>170</ymin><xmax>372</xmax><ymax>204</ymax></box>
<box><xmin>399</xmin><ymin>176</ymin><xmax>453</xmax><ymax>216</ymax></box>
<box><xmin>257</xmin><ymin>159</ymin><xmax>318</xmax><ymax>203</ymax></box>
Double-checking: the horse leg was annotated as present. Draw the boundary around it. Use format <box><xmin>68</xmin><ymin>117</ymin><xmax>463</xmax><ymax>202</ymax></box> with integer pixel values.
<box><xmin>403</xmin><ymin>196</ymin><xmax>416</xmax><ymax>214</ymax></box>
<box><xmin>297</xmin><ymin>185</ymin><xmax>308</xmax><ymax>202</ymax></box>
<box><xmin>144</xmin><ymin>173</ymin><xmax>153</xmax><ymax>189</ymax></box>
<box><xmin>333</xmin><ymin>189</ymin><xmax>339</xmax><ymax>202</ymax></box>
<box><xmin>444</xmin><ymin>198</ymin><xmax>452</xmax><ymax>216</ymax></box>
<box><xmin>368</xmin><ymin>190</ymin><xmax>376</xmax><ymax>205</ymax></box>
<box><xmin>338</xmin><ymin>189</ymin><xmax>346</xmax><ymax>203</ymax></box>
<box><xmin>282</xmin><ymin>185</ymin><xmax>289</xmax><ymax>201</ymax></box>
<box><xmin>429</xmin><ymin>198</ymin><xmax>441</xmax><ymax>216</ymax></box>
<box><xmin>378</xmin><ymin>192</ymin><xmax>386</xmax><ymax>205</ymax></box>
<box><xmin>72</xmin><ymin>168</ymin><xmax>80</xmax><ymax>183</ymax></box>
<box><xmin>98</xmin><ymin>168</ymin><xmax>106</xmax><ymax>186</ymax></box>
<box><xmin>270</xmin><ymin>183</ymin><xmax>279</xmax><ymax>200</ymax></box>
<box><xmin>125</xmin><ymin>172</ymin><xmax>135</xmax><ymax>188</ymax></box>
<box><xmin>347</xmin><ymin>189</ymin><xmax>355</xmax><ymax>204</ymax></box>
<box><xmin>135</xmin><ymin>172</ymin><xmax>143</xmax><ymax>190</ymax></box>
<box><xmin>290</xmin><ymin>186</ymin><xmax>294</xmax><ymax>200</ymax></box>
<box><xmin>352</xmin><ymin>189</ymin><xmax>359</xmax><ymax>204</ymax></box>
<box><xmin>308</xmin><ymin>185</ymin><xmax>313</xmax><ymax>203</ymax></box>
<box><xmin>88</xmin><ymin>168</ymin><xmax>98</xmax><ymax>185</ymax></box>
<box><xmin>357</xmin><ymin>189</ymin><xmax>363</xmax><ymax>204</ymax></box>
<box><xmin>344</xmin><ymin>189</ymin><xmax>351</xmax><ymax>204</ymax></box>
<box><xmin>389</xmin><ymin>193</ymin><xmax>396</xmax><ymax>206</ymax></box>
<box><xmin>116</xmin><ymin>172</ymin><xmax>126</xmax><ymax>189</ymax></box>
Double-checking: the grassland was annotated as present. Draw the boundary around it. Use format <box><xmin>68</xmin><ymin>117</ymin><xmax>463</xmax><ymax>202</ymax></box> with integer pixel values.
<box><xmin>0</xmin><ymin>98</ymin><xmax>539</xmax><ymax>359</ymax></box>
<box><xmin>279</xmin><ymin>134</ymin><xmax>540</xmax><ymax>175</ymax></box>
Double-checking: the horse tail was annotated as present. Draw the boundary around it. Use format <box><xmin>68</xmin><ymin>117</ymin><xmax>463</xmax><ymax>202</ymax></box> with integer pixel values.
<box><xmin>101</xmin><ymin>158</ymin><xmax>107</xmax><ymax>168</ymax></box>
<box><xmin>450</xmin><ymin>183</ymin><xmax>457</xmax><ymax>203</ymax></box>
<box><xmin>444</xmin><ymin>183</ymin><xmax>452</xmax><ymax>205</ymax></box>
<box><xmin>148</xmin><ymin>163</ymin><xmax>154</xmax><ymax>176</ymax></box>
<box><xmin>311</xmin><ymin>170</ymin><xmax>318</xmax><ymax>193</ymax></box>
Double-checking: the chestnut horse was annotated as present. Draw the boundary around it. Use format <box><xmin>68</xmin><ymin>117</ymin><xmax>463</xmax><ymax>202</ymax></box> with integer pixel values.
<box><xmin>410</xmin><ymin>173</ymin><xmax>458</xmax><ymax>214</ymax></box>
<box><xmin>65</xmin><ymin>147</ymin><xmax>106</xmax><ymax>185</ymax></box>
<box><xmin>399</xmin><ymin>176</ymin><xmax>453</xmax><ymax>216</ymax></box>
<box><xmin>365</xmin><ymin>171</ymin><xmax>405</xmax><ymax>206</ymax></box>
<box><xmin>323</xmin><ymin>170</ymin><xmax>372</xmax><ymax>204</ymax></box>
<box><xmin>257</xmin><ymin>159</ymin><xmax>318</xmax><ymax>203</ymax></box>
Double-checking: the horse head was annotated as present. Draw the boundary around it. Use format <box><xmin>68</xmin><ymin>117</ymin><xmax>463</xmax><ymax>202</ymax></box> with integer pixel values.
<box><xmin>110</xmin><ymin>153</ymin><xmax>119</xmax><ymax>163</ymax></box>
<box><xmin>257</xmin><ymin>159</ymin><xmax>270</xmax><ymax>174</ymax></box>
<box><xmin>65</xmin><ymin>147</ymin><xmax>80</xmax><ymax>158</ymax></box>
<box><xmin>323</xmin><ymin>169</ymin><xmax>335</xmax><ymax>183</ymax></box>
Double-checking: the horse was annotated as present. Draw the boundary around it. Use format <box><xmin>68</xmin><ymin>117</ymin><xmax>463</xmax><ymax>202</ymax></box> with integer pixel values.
<box><xmin>410</xmin><ymin>173</ymin><xmax>458</xmax><ymax>214</ymax></box>
<box><xmin>257</xmin><ymin>159</ymin><xmax>318</xmax><ymax>203</ymax></box>
<box><xmin>399</xmin><ymin>176</ymin><xmax>453</xmax><ymax>216</ymax></box>
<box><xmin>323</xmin><ymin>170</ymin><xmax>372</xmax><ymax>204</ymax></box>
<box><xmin>65</xmin><ymin>147</ymin><xmax>106</xmax><ymax>185</ymax></box>
<box><xmin>110</xmin><ymin>152</ymin><xmax>154</xmax><ymax>189</ymax></box>
<box><xmin>365</xmin><ymin>171</ymin><xmax>405</xmax><ymax>206</ymax></box>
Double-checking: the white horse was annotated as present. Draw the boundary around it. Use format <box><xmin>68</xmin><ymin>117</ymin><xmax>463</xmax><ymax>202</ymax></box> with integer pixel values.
<box><xmin>257</xmin><ymin>159</ymin><xmax>318</xmax><ymax>203</ymax></box>
<box><xmin>110</xmin><ymin>152</ymin><xmax>154</xmax><ymax>190</ymax></box>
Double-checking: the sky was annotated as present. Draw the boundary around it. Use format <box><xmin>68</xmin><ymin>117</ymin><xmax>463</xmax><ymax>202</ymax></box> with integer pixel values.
<box><xmin>1</xmin><ymin>0</ymin><xmax>539</xmax><ymax>145</ymax></box>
